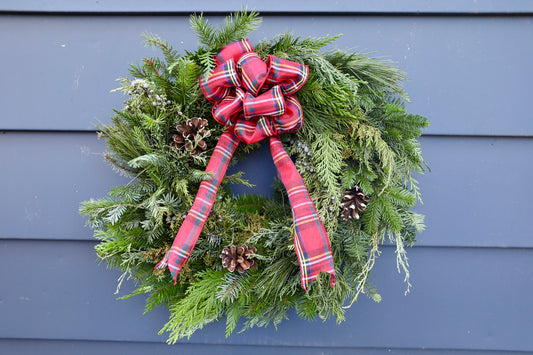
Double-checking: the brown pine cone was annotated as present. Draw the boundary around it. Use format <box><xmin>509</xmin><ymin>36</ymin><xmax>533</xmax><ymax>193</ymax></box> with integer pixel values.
<box><xmin>170</xmin><ymin>117</ymin><xmax>211</xmax><ymax>155</ymax></box>
<box><xmin>220</xmin><ymin>245</ymin><xmax>258</xmax><ymax>273</ymax></box>
<box><xmin>340</xmin><ymin>185</ymin><xmax>370</xmax><ymax>220</ymax></box>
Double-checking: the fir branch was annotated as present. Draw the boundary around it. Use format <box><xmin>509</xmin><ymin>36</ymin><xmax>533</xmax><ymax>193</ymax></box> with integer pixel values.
<box><xmin>142</xmin><ymin>32</ymin><xmax>179</xmax><ymax>65</ymax></box>
<box><xmin>144</xmin><ymin>58</ymin><xmax>161</xmax><ymax>77</ymax></box>
<box><xmin>190</xmin><ymin>10</ymin><xmax>262</xmax><ymax>51</ymax></box>
<box><xmin>103</xmin><ymin>152</ymin><xmax>137</xmax><ymax>176</ymax></box>
<box><xmin>299</xmin><ymin>34</ymin><xmax>343</xmax><ymax>51</ymax></box>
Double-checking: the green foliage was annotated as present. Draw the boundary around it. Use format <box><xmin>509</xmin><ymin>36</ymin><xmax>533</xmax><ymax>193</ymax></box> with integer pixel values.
<box><xmin>190</xmin><ymin>9</ymin><xmax>262</xmax><ymax>52</ymax></box>
<box><xmin>160</xmin><ymin>270</ymin><xmax>226</xmax><ymax>342</ymax></box>
<box><xmin>80</xmin><ymin>10</ymin><xmax>428</xmax><ymax>343</ymax></box>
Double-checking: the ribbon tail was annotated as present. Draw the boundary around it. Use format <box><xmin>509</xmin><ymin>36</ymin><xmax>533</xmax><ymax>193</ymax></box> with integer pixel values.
<box><xmin>269</xmin><ymin>136</ymin><xmax>336</xmax><ymax>291</ymax></box>
<box><xmin>155</xmin><ymin>131</ymin><xmax>240</xmax><ymax>284</ymax></box>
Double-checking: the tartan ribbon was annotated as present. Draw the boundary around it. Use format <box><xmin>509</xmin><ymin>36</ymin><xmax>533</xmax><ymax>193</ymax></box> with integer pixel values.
<box><xmin>156</xmin><ymin>39</ymin><xmax>335</xmax><ymax>291</ymax></box>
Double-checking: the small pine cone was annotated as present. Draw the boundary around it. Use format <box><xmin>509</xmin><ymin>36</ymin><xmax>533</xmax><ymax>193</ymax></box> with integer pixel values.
<box><xmin>220</xmin><ymin>245</ymin><xmax>258</xmax><ymax>273</ymax></box>
<box><xmin>171</xmin><ymin>117</ymin><xmax>211</xmax><ymax>154</ymax></box>
<box><xmin>170</xmin><ymin>134</ymin><xmax>185</xmax><ymax>149</ymax></box>
<box><xmin>340</xmin><ymin>185</ymin><xmax>370</xmax><ymax>221</ymax></box>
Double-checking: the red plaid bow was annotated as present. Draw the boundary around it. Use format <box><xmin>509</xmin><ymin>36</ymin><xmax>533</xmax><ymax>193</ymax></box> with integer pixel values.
<box><xmin>156</xmin><ymin>39</ymin><xmax>335</xmax><ymax>291</ymax></box>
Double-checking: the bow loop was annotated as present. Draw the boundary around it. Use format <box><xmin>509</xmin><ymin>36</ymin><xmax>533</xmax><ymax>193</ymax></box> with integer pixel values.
<box><xmin>200</xmin><ymin>59</ymin><xmax>240</xmax><ymax>103</ymax></box>
<box><xmin>212</xmin><ymin>87</ymin><xmax>245</xmax><ymax>127</ymax></box>
<box><xmin>272</xmin><ymin>96</ymin><xmax>304</xmax><ymax>134</ymax></box>
<box><xmin>237</xmin><ymin>52</ymin><xmax>268</xmax><ymax>95</ymax></box>
<box><xmin>216</xmin><ymin>39</ymin><xmax>254</xmax><ymax>65</ymax></box>
<box><xmin>265</xmin><ymin>55</ymin><xmax>309</xmax><ymax>95</ymax></box>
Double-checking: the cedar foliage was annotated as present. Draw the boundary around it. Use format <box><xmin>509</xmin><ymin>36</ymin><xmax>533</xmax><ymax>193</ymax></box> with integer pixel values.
<box><xmin>80</xmin><ymin>11</ymin><xmax>428</xmax><ymax>343</ymax></box>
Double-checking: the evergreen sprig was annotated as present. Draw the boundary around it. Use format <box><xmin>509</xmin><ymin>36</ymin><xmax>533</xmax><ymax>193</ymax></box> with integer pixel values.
<box><xmin>80</xmin><ymin>10</ymin><xmax>428</xmax><ymax>343</ymax></box>
<box><xmin>190</xmin><ymin>10</ymin><xmax>262</xmax><ymax>52</ymax></box>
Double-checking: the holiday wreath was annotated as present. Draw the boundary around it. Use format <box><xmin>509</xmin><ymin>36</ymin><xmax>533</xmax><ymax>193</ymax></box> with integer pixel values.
<box><xmin>80</xmin><ymin>11</ymin><xmax>428</xmax><ymax>343</ymax></box>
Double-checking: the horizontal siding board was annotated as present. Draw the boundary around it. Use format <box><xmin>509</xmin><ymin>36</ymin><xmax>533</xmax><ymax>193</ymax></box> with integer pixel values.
<box><xmin>415</xmin><ymin>136</ymin><xmax>533</xmax><ymax>247</ymax></box>
<box><xmin>0</xmin><ymin>340</ymin><xmax>523</xmax><ymax>355</ymax></box>
<box><xmin>2</xmin><ymin>15</ymin><xmax>533</xmax><ymax>135</ymax></box>
<box><xmin>0</xmin><ymin>15</ymin><xmax>191</xmax><ymax>132</ymax></box>
<box><xmin>0</xmin><ymin>132</ymin><xmax>128</xmax><ymax>240</ymax></box>
<box><xmin>2</xmin><ymin>0</ymin><xmax>533</xmax><ymax>14</ymax></box>
<box><xmin>1</xmin><ymin>240</ymin><xmax>532</xmax><ymax>352</ymax></box>
<box><xmin>1</xmin><ymin>132</ymin><xmax>532</xmax><ymax>249</ymax></box>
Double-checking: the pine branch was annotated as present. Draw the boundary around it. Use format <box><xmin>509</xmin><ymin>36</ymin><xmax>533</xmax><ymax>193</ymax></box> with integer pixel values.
<box><xmin>142</xmin><ymin>32</ymin><xmax>180</xmax><ymax>65</ymax></box>
<box><xmin>325</xmin><ymin>50</ymin><xmax>408</xmax><ymax>100</ymax></box>
<box><xmin>190</xmin><ymin>10</ymin><xmax>262</xmax><ymax>51</ymax></box>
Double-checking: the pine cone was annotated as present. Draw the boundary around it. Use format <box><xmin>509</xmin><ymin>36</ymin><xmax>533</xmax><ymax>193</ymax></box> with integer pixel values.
<box><xmin>340</xmin><ymin>185</ymin><xmax>370</xmax><ymax>221</ymax></box>
<box><xmin>170</xmin><ymin>117</ymin><xmax>211</xmax><ymax>155</ymax></box>
<box><xmin>220</xmin><ymin>245</ymin><xmax>258</xmax><ymax>273</ymax></box>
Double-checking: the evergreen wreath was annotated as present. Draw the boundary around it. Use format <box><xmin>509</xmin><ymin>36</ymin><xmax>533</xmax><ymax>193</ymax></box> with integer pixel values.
<box><xmin>80</xmin><ymin>10</ymin><xmax>429</xmax><ymax>343</ymax></box>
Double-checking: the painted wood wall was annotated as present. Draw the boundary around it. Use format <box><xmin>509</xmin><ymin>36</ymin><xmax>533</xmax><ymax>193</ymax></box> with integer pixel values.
<box><xmin>1</xmin><ymin>2</ymin><xmax>532</xmax><ymax>354</ymax></box>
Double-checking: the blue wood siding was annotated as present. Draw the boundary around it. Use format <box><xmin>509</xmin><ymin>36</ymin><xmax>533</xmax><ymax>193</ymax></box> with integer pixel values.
<box><xmin>2</xmin><ymin>0</ymin><xmax>533</xmax><ymax>14</ymax></box>
<box><xmin>1</xmin><ymin>3</ymin><xmax>532</xmax><ymax>353</ymax></box>
<box><xmin>2</xmin><ymin>15</ymin><xmax>533</xmax><ymax>135</ymax></box>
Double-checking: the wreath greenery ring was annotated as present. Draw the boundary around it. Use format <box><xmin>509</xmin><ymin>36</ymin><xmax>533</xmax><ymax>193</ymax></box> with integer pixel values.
<box><xmin>80</xmin><ymin>11</ymin><xmax>428</xmax><ymax>343</ymax></box>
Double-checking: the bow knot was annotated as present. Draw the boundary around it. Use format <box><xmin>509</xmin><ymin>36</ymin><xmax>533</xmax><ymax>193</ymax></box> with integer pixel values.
<box><xmin>200</xmin><ymin>39</ymin><xmax>308</xmax><ymax>145</ymax></box>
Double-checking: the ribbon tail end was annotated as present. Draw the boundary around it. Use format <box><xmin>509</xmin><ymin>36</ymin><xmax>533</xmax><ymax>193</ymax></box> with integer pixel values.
<box><xmin>330</xmin><ymin>271</ymin><xmax>336</xmax><ymax>289</ymax></box>
<box><xmin>301</xmin><ymin>280</ymin><xmax>309</xmax><ymax>293</ymax></box>
<box><xmin>302</xmin><ymin>270</ymin><xmax>336</xmax><ymax>292</ymax></box>
<box><xmin>154</xmin><ymin>251</ymin><xmax>170</xmax><ymax>270</ymax></box>
<box><xmin>154</xmin><ymin>252</ymin><xmax>180</xmax><ymax>285</ymax></box>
